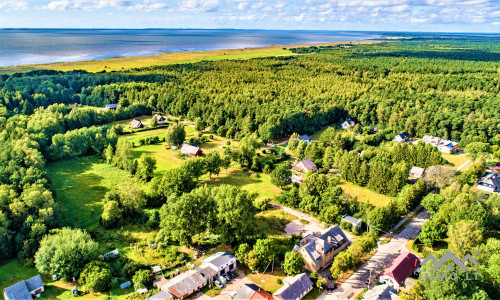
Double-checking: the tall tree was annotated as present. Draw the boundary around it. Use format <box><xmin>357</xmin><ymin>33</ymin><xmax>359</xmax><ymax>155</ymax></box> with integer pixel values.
<box><xmin>165</xmin><ymin>123</ymin><xmax>186</xmax><ymax>146</ymax></box>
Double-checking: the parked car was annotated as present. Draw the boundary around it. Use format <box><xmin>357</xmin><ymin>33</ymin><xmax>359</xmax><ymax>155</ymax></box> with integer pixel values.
<box><xmin>228</xmin><ymin>271</ymin><xmax>237</xmax><ymax>278</ymax></box>
<box><xmin>214</xmin><ymin>280</ymin><xmax>223</xmax><ymax>288</ymax></box>
<box><xmin>224</xmin><ymin>275</ymin><xmax>231</xmax><ymax>281</ymax></box>
<box><xmin>219</xmin><ymin>276</ymin><xmax>227</xmax><ymax>284</ymax></box>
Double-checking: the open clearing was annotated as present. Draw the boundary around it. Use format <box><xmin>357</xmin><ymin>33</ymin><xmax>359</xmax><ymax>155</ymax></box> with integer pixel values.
<box><xmin>339</xmin><ymin>180</ymin><xmax>392</xmax><ymax>207</ymax></box>
<box><xmin>442</xmin><ymin>153</ymin><xmax>469</xmax><ymax>169</ymax></box>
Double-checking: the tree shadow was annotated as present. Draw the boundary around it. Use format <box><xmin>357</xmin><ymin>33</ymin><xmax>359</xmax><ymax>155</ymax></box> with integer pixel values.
<box><xmin>355</xmin><ymin>49</ymin><xmax>500</xmax><ymax>62</ymax></box>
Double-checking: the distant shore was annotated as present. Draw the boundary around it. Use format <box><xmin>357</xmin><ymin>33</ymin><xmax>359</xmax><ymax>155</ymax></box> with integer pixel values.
<box><xmin>0</xmin><ymin>38</ymin><xmax>388</xmax><ymax>75</ymax></box>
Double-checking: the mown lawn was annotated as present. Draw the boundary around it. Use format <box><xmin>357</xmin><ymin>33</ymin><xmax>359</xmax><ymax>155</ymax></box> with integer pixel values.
<box><xmin>339</xmin><ymin>180</ymin><xmax>391</xmax><ymax>207</ymax></box>
<box><xmin>442</xmin><ymin>153</ymin><xmax>469</xmax><ymax>169</ymax></box>
<box><xmin>255</xmin><ymin>208</ymin><xmax>297</xmax><ymax>237</ymax></box>
<box><xmin>246</xmin><ymin>270</ymin><xmax>286</xmax><ymax>293</ymax></box>
<box><xmin>46</xmin><ymin>156</ymin><xmax>139</xmax><ymax>229</ymax></box>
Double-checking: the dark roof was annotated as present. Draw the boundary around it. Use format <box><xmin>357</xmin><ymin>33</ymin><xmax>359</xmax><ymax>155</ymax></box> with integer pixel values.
<box><xmin>299</xmin><ymin>158</ymin><xmax>317</xmax><ymax>171</ymax></box>
<box><xmin>194</xmin><ymin>264</ymin><xmax>218</xmax><ymax>279</ymax></box>
<box><xmin>300</xmin><ymin>225</ymin><xmax>349</xmax><ymax>265</ymax></box>
<box><xmin>299</xmin><ymin>135</ymin><xmax>314</xmax><ymax>141</ymax></box>
<box><xmin>381</xmin><ymin>252</ymin><xmax>420</xmax><ymax>286</ymax></box>
<box><xmin>234</xmin><ymin>284</ymin><xmax>260</xmax><ymax>299</ymax></box>
<box><xmin>273</xmin><ymin>273</ymin><xmax>313</xmax><ymax>300</ymax></box>
<box><xmin>203</xmin><ymin>252</ymin><xmax>236</xmax><ymax>269</ymax></box>
<box><xmin>363</xmin><ymin>284</ymin><xmax>398</xmax><ymax>300</ymax></box>
<box><xmin>147</xmin><ymin>290</ymin><xmax>173</xmax><ymax>300</ymax></box>
<box><xmin>478</xmin><ymin>173</ymin><xmax>500</xmax><ymax>190</ymax></box>
<box><xmin>3</xmin><ymin>275</ymin><xmax>43</xmax><ymax>300</ymax></box>
<box><xmin>396</xmin><ymin>132</ymin><xmax>410</xmax><ymax>139</ymax></box>
<box><xmin>105</xmin><ymin>103</ymin><xmax>118</xmax><ymax>109</ymax></box>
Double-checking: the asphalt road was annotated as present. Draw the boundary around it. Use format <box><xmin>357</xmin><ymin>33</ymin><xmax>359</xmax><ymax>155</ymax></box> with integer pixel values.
<box><xmin>322</xmin><ymin>210</ymin><xmax>429</xmax><ymax>300</ymax></box>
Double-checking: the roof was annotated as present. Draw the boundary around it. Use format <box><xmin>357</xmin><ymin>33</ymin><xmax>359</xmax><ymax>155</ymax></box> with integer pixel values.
<box><xmin>233</xmin><ymin>284</ymin><xmax>261</xmax><ymax>299</ymax></box>
<box><xmin>203</xmin><ymin>252</ymin><xmax>236</xmax><ymax>269</ymax></box>
<box><xmin>155</xmin><ymin>114</ymin><xmax>166</xmax><ymax>121</ymax></box>
<box><xmin>147</xmin><ymin>290</ymin><xmax>173</xmax><ymax>300</ymax></box>
<box><xmin>299</xmin><ymin>135</ymin><xmax>314</xmax><ymax>142</ymax></box>
<box><xmin>381</xmin><ymin>252</ymin><xmax>420</xmax><ymax>286</ymax></box>
<box><xmin>130</xmin><ymin>119</ymin><xmax>142</xmax><ymax>127</ymax></box>
<box><xmin>409</xmin><ymin>166</ymin><xmax>425</xmax><ymax>177</ymax></box>
<box><xmin>153</xmin><ymin>277</ymin><xmax>169</xmax><ymax>288</ymax></box>
<box><xmin>4</xmin><ymin>275</ymin><xmax>44</xmax><ymax>300</ymax></box>
<box><xmin>363</xmin><ymin>284</ymin><xmax>399</xmax><ymax>300</ymax></box>
<box><xmin>341</xmin><ymin>215</ymin><xmax>362</xmax><ymax>225</ymax></box>
<box><xmin>105</xmin><ymin>103</ymin><xmax>118</xmax><ymax>109</ymax></box>
<box><xmin>342</xmin><ymin>120</ymin><xmax>355</xmax><ymax>127</ymax></box>
<box><xmin>299</xmin><ymin>158</ymin><xmax>317</xmax><ymax>171</ymax></box>
<box><xmin>167</xmin><ymin>270</ymin><xmax>206</xmax><ymax>297</ymax></box>
<box><xmin>395</xmin><ymin>132</ymin><xmax>410</xmax><ymax>139</ymax></box>
<box><xmin>180</xmin><ymin>143</ymin><xmax>201</xmax><ymax>155</ymax></box>
<box><xmin>491</xmin><ymin>166</ymin><xmax>500</xmax><ymax>172</ymax></box>
<box><xmin>120</xmin><ymin>281</ymin><xmax>132</xmax><ymax>289</ymax></box>
<box><xmin>478</xmin><ymin>173</ymin><xmax>500</xmax><ymax>190</ymax></box>
<box><xmin>152</xmin><ymin>266</ymin><xmax>162</xmax><ymax>273</ymax></box>
<box><xmin>299</xmin><ymin>225</ymin><xmax>349</xmax><ymax>265</ymax></box>
<box><xmin>251</xmin><ymin>290</ymin><xmax>275</xmax><ymax>300</ymax></box>
<box><xmin>273</xmin><ymin>273</ymin><xmax>313</xmax><ymax>300</ymax></box>
<box><xmin>194</xmin><ymin>264</ymin><xmax>218</xmax><ymax>279</ymax></box>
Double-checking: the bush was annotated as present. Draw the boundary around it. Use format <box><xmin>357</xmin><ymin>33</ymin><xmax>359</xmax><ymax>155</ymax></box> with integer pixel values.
<box><xmin>340</xmin><ymin>220</ymin><xmax>352</xmax><ymax>231</ymax></box>
<box><xmin>132</xmin><ymin>269</ymin><xmax>154</xmax><ymax>289</ymax></box>
<box><xmin>79</xmin><ymin>261</ymin><xmax>112</xmax><ymax>292</ymax></box>
<box><xmin>263</xmin><ymin>164</ymin><xmax>272</xmax><ymax>174</ymax></box>
<box><xmin>277</xmin><ymin>278</ymin><xmax>283</xmax><ymax>285</ymax></box>
<box><xmin>254</xmin><ymin>198</ymin><xmax>270</xmax><ymax>211</ymax></box>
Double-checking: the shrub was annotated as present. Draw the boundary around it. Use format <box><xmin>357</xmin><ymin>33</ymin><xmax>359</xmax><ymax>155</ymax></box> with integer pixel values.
<box><xmin>79</xmin><ymin>261</ymin><xmax>112</xmax><ymax>292</ymax></box>
<box><xmin>132</xmin><ymin>269</ymin><xmax>154</xmax><ymax>289</ymax></box>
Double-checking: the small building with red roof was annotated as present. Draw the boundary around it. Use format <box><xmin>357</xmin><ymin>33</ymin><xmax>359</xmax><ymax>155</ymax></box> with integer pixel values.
<box><xmin>379</xmin><ymin>252</ymin><xmax>420</xmax><ymax>289</ymax></box>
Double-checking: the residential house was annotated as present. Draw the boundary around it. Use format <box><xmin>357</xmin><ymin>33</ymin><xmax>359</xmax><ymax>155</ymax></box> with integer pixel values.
<box><xmin>155</xmin><ymin>114</ymin><xmax>167</xmax><ymax>125</ymax></box>
<box><xmin>147</xmin><ymin>290</ymin><xmax>174</xmax><ymax>300</ymax></box>
<box><xmin>291</xmin><ymin>174</ymin><xmax>304</xmax><ymax>184</ymax></box>
<box><xmin>202</xmin><ymin>252</ymin><xmax>237</xmax><ymax>276</ymax></box>
<box><xmin>379</xmin><ymin>252</ymin><xmax>420</xmax><ymax>289</ymax></box>
<box><xmin>409</xmin><ymin>166</ymin><xmax>425</xmax><ymax>178</ymax></box>
<box><xmin>3</xmin><ymin>275</ymin><xmax>44</xmax><ymax>300</ymax></box>
<box><xmin>422</xmin><ymin>135</ymin><xmax>441</xmax><ymax>146</ymax></box>
<box><xmin>233</xmin><ymin>284</ymin><xmax>275</xmax><ymax>300</ymax></box>
<box><xmin>273</xmin><ymin>273</ymin><xmax>313</xmax><ymax>300</ymax></box>
<box><xmin>299</xmin><ymin>135</ymin><xmax>315</xmax><ymax>144</ymax></box>
<box><xmin>152</xmin><ymin>266</ymin><xmax>162</xmax><ymax>275</ymax></box>
<box><xmin>180</xmin><ymin>143</ymin><xmax>203</xmax><ymax>157</ymax></box>
<box><xmin>166</xmin><ymin>269</ymin><xmax>207</xmax><ymax>299</ymax></box>
<box><xmin>477</xmin><ymin>173</ymin><xmax>500</xmax><ymax>194</ymax></box>
<box><xmin>153</xmin><ymin>277</ymin><xmax>169</xmax><ymax>291</ymax></box>
<box><xmin>363</xmin><ymin>284</ymin><xmax>399</xmax><ymax>300</ymax></box>
<box><xmin>104</xmin><ymin>103</ymin><xmax>118</xmax><ymax>110</ymax></box>
<box><xmin>437</xmin><ymin>140</ymin><xmax>458</xmax><ymax>154</ymax></box>
<box><xmin>130</xmin><ymin>119</ymin><xmax>143</xmax><ymax>128</ymax></box>
<box><xmin>342</xmin><ymin>120</ymin><xmax>356</xmax><ymax>130</ymax></box>
<box><xmin>341</xmin><ymin>215</ymin><xmax>362</xmax><ymax>231</ymax></box>
<box><xmin>295</xmin><ymin>158</ymin><xmax>317</xmax><ymax>174</ymax></box>
<box><xmin>393</xmin><ymin>132</ymin><xmax>410</xmax><ymax>143</ymax></box>
<box><xmin>295</xmin><ymin>225</ymin><xmax>350</xmax><ymax>271</ymax></box>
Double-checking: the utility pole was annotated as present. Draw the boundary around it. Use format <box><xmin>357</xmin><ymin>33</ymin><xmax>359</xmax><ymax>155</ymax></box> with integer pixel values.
<box><xmin>271</xmin><ymin>255</ymin><xmax>274</xmax><ymax>273</ymax></box>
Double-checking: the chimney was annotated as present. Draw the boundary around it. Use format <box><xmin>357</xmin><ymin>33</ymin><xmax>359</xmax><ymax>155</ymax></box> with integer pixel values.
<box><xmin>316</xmin><ymin>242</ymin><xmax>323</xmax><ymax>253</ymax></box>
<box><xmin>327</xmin><ymin>236</ymin><xmax>332</xmax><ymax>244</ymax></box>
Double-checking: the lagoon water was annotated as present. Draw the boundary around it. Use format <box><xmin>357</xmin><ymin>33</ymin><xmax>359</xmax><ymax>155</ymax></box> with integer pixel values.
<box><xmin>0</xmin><ymin>29</ymin><xmax>379</xmax><ymax>67</ymax></box>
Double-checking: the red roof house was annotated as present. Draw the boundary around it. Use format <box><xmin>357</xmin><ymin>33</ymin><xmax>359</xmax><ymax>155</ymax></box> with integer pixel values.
<box><xmin>180</xmin><ymin>143</ymin><xmax>202</xmax><ymax>157</ymax></box>
<box><xmin>379</xmin><ymin>252</ymin><xmax>420</xmax><ymax>289</ymax></box>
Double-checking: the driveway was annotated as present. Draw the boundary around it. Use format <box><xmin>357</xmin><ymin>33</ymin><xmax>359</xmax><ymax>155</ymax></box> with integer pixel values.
<box><xmin>192</xmin><ymin>268</ymin><xmax>253</xmax><ymax>300</ymax></box>
<box><xmin>322</xmin><ymin>210</ymin><xmax>429</xmax><ymax>299</ymax></box>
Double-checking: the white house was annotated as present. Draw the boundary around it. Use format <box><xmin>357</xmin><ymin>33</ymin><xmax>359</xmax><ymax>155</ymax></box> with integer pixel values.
<box><xmin>477</xmin><ymin>173</ymin><xmax>500</xmax><ymax>194</ymax></box>
<box><xmin>393</xmin><ymin>132</ymin><xmax>410</xmax><ymax>143</ymax></box>
<box><xmin>202</xmin><ymin>252</ymin><xmax>237</xmax><ymax>276</ymax></box>
<box><xmin>342</xmin><ymin>120</ymin><xmax>355</xmax><ymax>130</ymax></box>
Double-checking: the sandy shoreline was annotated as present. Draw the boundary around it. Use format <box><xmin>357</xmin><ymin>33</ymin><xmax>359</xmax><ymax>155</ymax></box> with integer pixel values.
<box><xmin>0</xmin><ymin>38</ymin><xmax>387</xmax><ymax>75</ymax></box>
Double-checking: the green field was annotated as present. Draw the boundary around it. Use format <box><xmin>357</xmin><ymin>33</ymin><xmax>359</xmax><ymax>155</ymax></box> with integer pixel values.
<box><xmin>339</xmin><ymin>180</ymin><xmax>392</xmax><ymax>207</ymax></box>
<box><xmin>46</xmin><ymin>156</ymin><xmax>139</xmax><ymax>229</ymax></box>
<box><xmin>442</xmin><ymin>153</ymin><xmax>470</xmax><ymax>169</ymax></box>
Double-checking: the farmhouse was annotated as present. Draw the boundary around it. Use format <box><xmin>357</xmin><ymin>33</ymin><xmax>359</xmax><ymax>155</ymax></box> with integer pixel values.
<box><xmin>130</xmin><ymin>119</ymin><xmax>143</xmax><ymax>128</ymax></box>
<box><xmin>299</xmin><ymin>135</ymin><xmax>314</xmax><ymax>144</ymax></box>
<box><xmin>477</xmin><ymin>173</ymin><xmax>500</xmax><ymax>194</ymax></box>
<box><xmin>363</xmin><ymin>284</ymin><xmax>399</xmax><ymax>300</ymax></box>
<box><xmin>166</xmin><ymin>269</ymin><xmax>207</xmax><ymax>299</ymax></box>
<box><xmin>104</xmin><ymin>103</ymin><xmax>118</xmax><ymax>110</ymax></box>
<box><xmin>180</xmin><ymin>143</ymin><xmax>202</xmax><ymax>157</ymax></box>
<box><xmin>437</xmin><ymin>140</ymin><xmax>458</xmax><ymax>154</ymax></box>
<box><xmin>155</xmin><ymin>114</ymin><xmax>167</xmax><ymax>125</ymax></box>
<box><xmin>202</xmin><ymin>252</ymin><xmax>237</xmax><ymax>276</ymax></box>
<box><xmin>422</xmin><ymin>135</ymin><xmax>441</xmax><ymax>146</ymax></box>
<box><xmin>341</xmin><ymin>215</ymin><xmax>362</xmax><ymax>231</ymax></box>
<box><xmin>295</xmin><ymin>225</ymin><xmax>350</xmax><ymax>271</ymax></box>
<box><xmin>342</xmin><ymin>120</ymin><xmax>355</xmax><ymax>130</ymax></box>
<box><xmin>409</xmin><ymin>166</ymin><xmax>425</xmax><ymax>178</ymax></box>
<box><xmin>273</xmin><ymin>273</ymin><xmax>313</xmax><ymax>300</ymax></box>
<box><xmin>3</xmin><ymin>275</ymin><xmax>44</xmax><ymax>300</ymax></box>
<box><xmin>393</xmin><ymin>132</ymin><xmax>410</xmax><ymax>143</ymax></box>
<box><xmin>379</xmin><ymin>252</ymin><xmax>420</xmax><ymax>289</ymax></box>
<box><xmin>232</xmin><ymin>284</ymin><xmax>275</xmax><ymax>300</ymax></box>
<box><xmin>294</xmin><ymin>158</ymin><xmax>317</xmax><ymax>174</ymax></box>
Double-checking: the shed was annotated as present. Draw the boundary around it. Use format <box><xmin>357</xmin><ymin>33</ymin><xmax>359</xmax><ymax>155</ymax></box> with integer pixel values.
<box><xmin>299</xmin><ymin>135</ymin><xmax>314</xmax><ymax>144</ymax></box>
<box><xmin>104</xmin><ymin>103</ymin><xmax>118</xmax><ymax>110</ymax></box>
<box><xmin>130</xmin><ymin>119</ymin><xmax>143</xmax><ymax>128</ymax></box>
<box><xmin>409</xmin><ymin>166</ymin><xmax>425</xmax><ymax>178</ymax></box>
<box><xmin>120</xmin><ymin>281</ymin><xmax>132</xmax><ymax>290</ymax></box>
<box><xmin>180</xmin><ymin>143</ymin><xmax>202</xmax><ymax>157</ymax></box>
<box><xmin>341</xmin><ymin>215</ymin><xmax>363</xmax><ymax>231</ymax></box>
<box><xmin>152</xmin><ymin>266</ymin><xmax>162</xmax><ymax>275</ymax></box>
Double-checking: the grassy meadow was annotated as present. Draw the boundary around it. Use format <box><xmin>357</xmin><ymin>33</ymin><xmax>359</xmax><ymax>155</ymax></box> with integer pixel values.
<box><xmin>339</xmin><ymin>180</ymin><xmax>392</xmax><ymax>207</ymax></box>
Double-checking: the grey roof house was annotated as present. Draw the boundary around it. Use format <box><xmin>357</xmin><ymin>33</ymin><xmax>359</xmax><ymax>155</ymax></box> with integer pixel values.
<box><xmin>167</xmin><ymin>269</ymin><xmax>207</xmax><ymax>299</ymax></box>
<box><xmin>342</xmin><ymin>120</ymin><xmax>355</xmax><ymax>130</ymax></box>
<box><xmin>299</xmin><ymin>135</ymin><xmax>314</xmax><ymax>144</ymax></box>
<box><xmin>393</xmin><ymin>132</ymin><xmax>410</xmax><ymax>143</ymax></box>
<box><xmin>477</xmin><ymin>173</ymin><xmax>500</xmax><ymax>194</ymax></box>
<box><xmin>295</xmin><ymin>158</ymin><xmax>317</xmax><ymax>174</ymax></box>
<box><xmin>3</xmin><ymin>275</ymin><xmax>44</xmax><ymax>300</ymax></box>
<box><xmin>147</xmin><ymin>290</ymin><xmax>174</xmax><ymax>300</ymax></box>
<box><xmin>273</xmin><ymin>273</ymin><xmax>313</xmax><ymax>300</ymax></box>
<box><xmin>363</xmin><ymin>284</ymin><xmax>399</xmax><ymax>300</ymax></box>
<box><xmin>104</xmin><ymin>103</ymin><xmax>118</xmax><ymax>110</ymax></box>
<box><xmin>341</xmin><ymin>215</ymin><xmax>363</xmax><ymax>231</ymax></box>
<box><xmin>202</xmin><ymin>252</ymin><xmax>237</xmax><ymax>276</ymax></box>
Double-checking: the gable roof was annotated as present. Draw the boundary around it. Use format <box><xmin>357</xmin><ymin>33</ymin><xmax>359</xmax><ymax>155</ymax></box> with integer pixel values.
<box><xmin>233</xmin><ymin>284</ymin><xmax>261</xmax><ymax>299</ymax></box>
<box><xmin>395</xmin><ymin>132</ymin><xmax>410</xmax><ymax>139</ymax></box>
<box><xmin>381</xmin><ymin>252</ymin><xmax>420</xmax><ymax>286</ymax></box>
<box><xmin>478</xmin><ymin>173</ymin><xmax>500</xmax><ymax>191</ymax></box>
<box><xmin>194</xmin><ymin>264</ymin><xmax>218</xmax><ymax>279</ymax></box>
<box><xmin>299</xmin><ymin>135</ymin><xmax>314</xmax><ymax>142</ymax></box>
<box><xmin>299</xmin><ymin>158</ymin><xmax>317</xmax><ymax>171</ymax></box>
<box><xmin>409</xmin><ymin>166</ymin><xmax>425</xmax><ymax>177</ymax></box>
<box><xmin>273</xmin><ymin>273</ymin><xmax>313</xmax><ymax>300</ymax></box>
<box><xmin>180</xmin><ymin>143</ymin><xmax>201</xmax><ymax>155</ymax></box>
<box><xmin>202</xmin><ymin>252</ymin><xmax>235</xmax><ymax>269</ymax></box>
<box><xmin>363</xmin><ymin>284</ymin><xmax>399</xmax><ymax>300</ymax></box>
<box><xmin>299</xmin><ymin>225</ymin><xmax>349</xmax><ymax>265</ymax></box>
<box><xmin>3</xmin><ymin>275</ymin><xmax>43</xmax><ymax>300</ymax></box>
<box><xmin>105</xmin><ymin>103</ymin><xmax>118</xmax><ymax>109</ymax></box>
<box><xmin>341</xmin><ymin>215</ymin><xmax>362</xmax><ymax>225</ymax></box>
<box><xmin>167</xmin><ymin>270</ymin><xmax>206</xmax><ymax>297</ymax></box>
<box><xmin>130</xmin><ymin>119</ymin><xmax>142</xmax><ymax>127</ymax></box>
<box><xmin>342</xmin><ymin>120</ymin><xmax>355</xmax><ymax>127</ymax></box>
<box><xmin>147</xmin><ymin>290</ymin><xmax>173</xmax><ymax>300</ymax></box>
<box><xmin>155</xmin><ymin>114</ymin><xmax>166</xmax><ymax>121</ymax></box>
<box><xmin>153</xmin><ymin>277</ymin><xmax>169</xmax><ymax>289</ymax></box>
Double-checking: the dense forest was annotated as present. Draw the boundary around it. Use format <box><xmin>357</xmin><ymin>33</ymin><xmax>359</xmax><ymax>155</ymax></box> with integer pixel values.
<box><xmin>0</xmin><ymin>37</ymin><xmax>499</xmax><ymax>297</ymax></box>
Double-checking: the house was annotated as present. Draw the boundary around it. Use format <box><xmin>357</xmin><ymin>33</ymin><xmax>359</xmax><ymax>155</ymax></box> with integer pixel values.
<box><xmin>291</xmin><ymin>174</ymin><xmax>304</xmax><ymax>184</ymax></box>
<box><xmin>69</xmin><ymin>103</ymin><xmax>79</xmax><ymax>109</ymax></box>
<box><xmin>130</xmin><ymin>119</ymin><xmax>143</xmax><ymax>128</ymax></box>
<box><xmin>202</xmin><ymin>252</ymin><xmax>237</xmax><ymax>276</ymax></box>
<box><xmin>152</xmin><ymin>266</ymin><xmax>162</xmax><ymax>275</ymax></box>
<box><xmin>379</xmin><ymin>252</ymin><xmax>420</xmax><ymax>289</ymax></box>
<box><xmin>437</xmin><ymin>140</ymin><xmax>458</xmax><ymax>154</ymax></box>
<box><xmin>3</xmin><ymin>275</ymin><xmax>44</xmax><ymax>300</ymax></box>
<box><xmin>393</xmin><ymin>132</ymin><xmax>410</xmax><ymax>143</ymax></box>
<box><xmin>180</xmin><ymin>143</ymin><xmax>203</xmax><ymax>157</ymax></box>
<box><xmin>477</xmin><ymin>173</ymin><xmax>500</xmax><ymax>194</ymax></box>
<box><xmin>341</xmin><ymin>215</ymin><xmax>362</xmax><ymax>231</ymax></box>
<box><xmin>147</xmin><ymin>290</ymin><xmax>174</xmax><ymax>300</ymax></box>
<box><xmin>342</xmin><ymin>120</ymin><xmax>355</xmax><ymax>130</ymax></box>
<box><xmin>491</xmin><ymin>166</ymin><xmax>500</xmax><ymax>173</ymax></box>
<box><xmin>233</xmin><ymin>284</ymin><xmax>275</xmax><ymax>300</ymax></box>
<box><xmin>409</xmin><ymin>166</ymin><xmax>425</xmax><ymax>178</ymax></box>
<box><xmin>273</xmin><ymin>273</ymin><xmax>313</xmax><ymax>300</ymax></box>
<box><xmin>299</xmin><ymin>135</ymin><xmax>315</xmax><ymax>144</ymax></box>
<box><xmin>295</xmin><ymin>225</ymin><xmax>350</xmax><ymax>271</ymax></box>
<box><xmin>363</xmin><ymin>284</ymin><xmax>399</xmax><ymax>300</ymax></box>
<box><xmin>194</xmin><ymin>264</ymin><xmax>218</xmax><ymax>282</ymax></box>
<box><xmin>295</xmin><ymin>158</ymin><xmax>317</xmax><ymax>174</ymax></box>
<box><xmin>422</xmin><ymin>135</ymin><xmax>441</xmax><ymax>146</ymax></box>
<box><xmin>104</xmin><ymin>103</ymin><xmax>118</xmax><ymax>110</ymax></box>
<box><xmin>166</xmin><ymin>269</ymin><xmax>207</xmax><ymax>299</ymax></box>
<box><xmin>153</xmin><ymin>277</ymin><xmax>169</xmax><ymax>291</ymax></box>
<box><xmin>155</xmin><ymin>114</ymin><xmax>167</xmax><ymax>125</ymax></box>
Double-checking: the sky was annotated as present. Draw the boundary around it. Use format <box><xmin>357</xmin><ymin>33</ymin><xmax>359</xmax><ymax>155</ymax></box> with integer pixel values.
<box><xmin>0</xmin><ymin>0</ymin><xmax>499</xmax><ymax>33</ymax></box>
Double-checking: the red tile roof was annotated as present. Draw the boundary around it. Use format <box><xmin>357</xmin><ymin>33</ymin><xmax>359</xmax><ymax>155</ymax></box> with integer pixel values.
<box><xmin>381</xmin><ymin>252</ymin><xmax>420</xmax><ymax>286</ymax></box>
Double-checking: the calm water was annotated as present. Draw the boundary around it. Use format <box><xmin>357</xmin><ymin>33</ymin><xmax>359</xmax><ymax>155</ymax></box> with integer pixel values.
<box><xmin>0</xmin><ymin>29</ymin><xmax>379</xmax><ymax>67</ymax></box>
